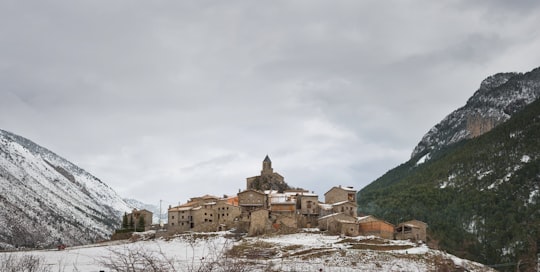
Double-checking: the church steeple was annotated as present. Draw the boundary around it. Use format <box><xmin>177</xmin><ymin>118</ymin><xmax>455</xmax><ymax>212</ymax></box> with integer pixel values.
<box><xmin>262</xmin><ymin>155</ymin><xmax>273</xmax><ymax>175</ymax></box>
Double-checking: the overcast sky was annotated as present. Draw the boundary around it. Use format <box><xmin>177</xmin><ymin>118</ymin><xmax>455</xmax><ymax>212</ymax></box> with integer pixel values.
<box><xmin>1</xmin><ymin>1</ymin><xmax>540</xmax><ymax>207</ymax></box>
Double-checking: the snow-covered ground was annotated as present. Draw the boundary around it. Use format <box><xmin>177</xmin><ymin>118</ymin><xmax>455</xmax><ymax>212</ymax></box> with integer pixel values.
<box><xmin>0</xmin><ymin>230</ymin><xmax>495</xmax><ymax>272</ymax></box>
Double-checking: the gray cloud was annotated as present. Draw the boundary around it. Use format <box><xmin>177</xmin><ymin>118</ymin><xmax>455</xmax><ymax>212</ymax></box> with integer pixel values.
<box><xmin>1</xmin><ymin>1</ymin><xmax>540</xmax><ymax>205</ymax></box>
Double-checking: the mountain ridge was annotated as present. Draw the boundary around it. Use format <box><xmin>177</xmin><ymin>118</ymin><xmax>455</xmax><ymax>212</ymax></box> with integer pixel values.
<box><xmin>412</xmin><ymin>67</ymin><xmax>540</xmax><ymax>158</ymax></box>
<box><xmin>0</xmin><ymin>129</ymin><xmax>131</xmax><ymax>249</ymax></box>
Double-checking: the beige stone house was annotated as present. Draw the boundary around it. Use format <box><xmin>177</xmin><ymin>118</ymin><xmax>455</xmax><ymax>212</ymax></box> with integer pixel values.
<box><xmin>296</xmin><ymin>193</ymin><xmax>319</xmax><ymax>228</ymax></box>
<box><xmin>317</xmin><ymin>213</ymin><xmax>357</xmax><ymax>235</ymax></box>
<box><xmin>331</xmin><ymin>201</ymin><xmax>357</xmax><ymax>217</ymax></box>
<box><xmin>357</xmin><ymin>215</ymin><xmax>395</xmax><ymax>239</ymax></box>
<box><xmin>168</xmin><ymin>196</ymin><xmax>241</xmax><ymax>233</ymax></box>
<box><xmin>215</xmin><ymin>200</ymin><xmax>241</xmax><ymax>228</ymax></box>
<box><xmin>395</xmin><ymin>220</ymin><xmax>428</xmax><ymax>242</ymax></box>
<box><xmin>324</xmin><ymin>185</ymin><xmax>357</xmax><ymax>204</ymax></box>
<box><xmin>127</xmin><ymin>209</ymin><xmax>153</xmax><ymax>231</ymax></box>
<box><xmin>238</xmin><ymin>189</ymin><xmax>267</xmax><ymax>218</ymax></box>
<box><xmin>268</xmin><ymin>191</ymin><xmax>300</xmax><ymax>215</ymax></box>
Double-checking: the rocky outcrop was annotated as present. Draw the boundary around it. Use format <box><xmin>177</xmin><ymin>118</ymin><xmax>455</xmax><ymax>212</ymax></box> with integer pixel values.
<box><xmin>412</xmin><ymin>67</ymin><xmax>540</xmax><ymax>158</ymax></box>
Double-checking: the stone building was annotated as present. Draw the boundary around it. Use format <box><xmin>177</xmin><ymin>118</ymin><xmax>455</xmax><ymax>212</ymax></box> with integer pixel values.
<box><xmin>296</xmin><ymin>193</ymin><xmax>319</xmax><ymax>228</ymax></box>
<box><xmin>238</xmin><ymin>189</ymin><xmax>267</xmax><ymax>218</ymax></box>
<box><xmin>317</xmin><ymin>213</ymin><xmax>357</xmax><ymax>235</ymax></box>
<box><xmin>168</xmin><ymin>196</ymin><xmax>241</xmax><ymax>233</ymax></box>
<box><xmin>324</xmin><ymin>185</ymin><xmax>357</xmax><ymax>204</ymax></box>
<box><xmin>246</xmin><ymin>156</ymin><xmax>289</xmax><ymax>192</ymax></box>
<box><xmin>248</xmin><ymin>209</ymin><xmax>271</xmax><ymax>236</ymax></box>
<box><xmin>331</xmin><ymin>201</ymin><xmax>357</xmax><ymax>217</ymax></box>
<box><xmin>318</xmin><ymin>201</ymin><xmax>356</xmax><ymax>218</ymax></box>
<box><xmin>357</xmin><ymin>215</ymin><xmax>395</xmax><ymax>239</ymax></box>
<box><xmin>127</xmin><ymin>209</ymin><xmax>153</xmax><ymax>231</ymax></box>
<box><xmin>395</xmin><ymin>220</ymin><xmax>428</xmax><ymax>242</ymax></box>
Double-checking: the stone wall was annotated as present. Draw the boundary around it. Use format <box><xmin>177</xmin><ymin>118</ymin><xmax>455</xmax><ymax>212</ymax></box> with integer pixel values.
<box><xmin>248</xmin><ymin>209</ymin><xmax>270</xmax><ymax>236</ymax></box>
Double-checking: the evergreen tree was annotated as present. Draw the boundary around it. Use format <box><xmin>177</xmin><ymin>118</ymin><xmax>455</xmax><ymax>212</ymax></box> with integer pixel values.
<box><xmin>129</xmin><ymin>214</ymin><xmax>134</xmax><ymax>230</ymax></box>
<box><xmin>137</xmin><ymin>215</ymin><xmax>146</xmax><ymax>232</ymax></box>
<box><xmin>122</xmin><ymin>212</ymin><xmax>128</xmax><ymax>229</ymax></box>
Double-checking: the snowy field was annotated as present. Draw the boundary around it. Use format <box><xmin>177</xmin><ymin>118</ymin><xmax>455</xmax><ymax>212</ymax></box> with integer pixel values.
<box><xmin>0</xmin><ymin>231</ymin><xmax>495</xmax><ymax>272</ymax></box>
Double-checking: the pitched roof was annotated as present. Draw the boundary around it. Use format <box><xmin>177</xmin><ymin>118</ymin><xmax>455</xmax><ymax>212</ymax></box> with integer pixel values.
<box><xmin>324</xmin><ymin>186</ymin><xmax>356</xmax><ymax>196</ymax></box>
<box><xmin>263</xmin><ymin>155</ymin><xmax>271</xmax><ymax>163</ymax></box>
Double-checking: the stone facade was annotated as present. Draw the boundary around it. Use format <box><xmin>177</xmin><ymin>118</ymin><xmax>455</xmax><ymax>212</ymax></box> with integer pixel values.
<box><xmin>395</xmin><ymin>220</ymin><xmax>428</xmax><ymax>242</ymax></box>
<box><xmin>248</xmin><ymin>209</ymin><xmax>270</xmax><ymax>236</ymax></box>
<box><xmin>296</xmin><ymin>194</ymin><xmax>319</xmax><ymax>228</ymax></box>
<box><xmin>324</xmin><ymin>186</ymin><xmax>357</xmax><ymax>204</ymax></box>
<box><xmin>318</xmin><ymin>213</ymin><xmax>357</xmax><ymax>235</ymax></box>
<box><xmin>127</xmin><ymin>209</ymin><xmax>153</xmax><ymax>231</ymax></box>
<box><xmin>167</xmin><ymin>198</ymin><xmax>240</xmax><ymax>234</ymax></box>
<box><xmin>238</xmin><ymin>189</ymin><xmax>267</xmax><ymax>218</ymax></box>
<box><xmin>358</xmin><ymin>215</ymin><xmax>395</xmax><ymax>239</ymax></box>
<box><xmin>297</xmin><ymin>194</ymin><xmax>319</xmax><ymax>215</ymax></box>
<box><xmin>341</xmin><ymin>221</ymin><xmax>360</xmax><ymax>237</ymax></box>
<box><xmin>331</xmin><ymin>201</ymin><xmax>357</xmax><ymax>217</ymax></box>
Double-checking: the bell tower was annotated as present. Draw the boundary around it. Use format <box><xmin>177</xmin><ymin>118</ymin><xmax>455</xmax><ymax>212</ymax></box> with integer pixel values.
<box><xmin>261</xmin><ymin>155</ymin><xmax>273</xmax><ymax>175</ymax></box>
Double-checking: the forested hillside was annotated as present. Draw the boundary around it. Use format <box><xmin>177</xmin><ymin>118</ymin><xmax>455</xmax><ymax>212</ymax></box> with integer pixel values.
<box><xmin>358</xmin><ymin>97</ymin><xmax>540</xmax><ymax>271</ymax></box>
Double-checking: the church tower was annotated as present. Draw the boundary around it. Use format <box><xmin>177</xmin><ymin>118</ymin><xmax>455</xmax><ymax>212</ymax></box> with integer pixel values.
<box><xmin>261</xmin><ymin>155</ymin><xmax>273</xmax><ymax>175</ymax></box>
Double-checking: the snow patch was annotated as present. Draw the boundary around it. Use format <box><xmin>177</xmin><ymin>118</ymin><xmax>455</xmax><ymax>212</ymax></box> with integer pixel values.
<box><xmin>440</xmin><ymin>181</ymin><xmax>449</xmax><ymax>189</ymax></box>
<box><xmin>476</xmin><ymin>170</ymin><xmax>493</xmax><ymax>180</ymax></box>
<box><xmin>416</xmin><ymin>153</ymin><xmax>430</xmax><ymax>166</ymax></box>
<box><xmin>529</xmin><ymin>190</ymin><xmax>539</xmax><ymax>204</ymax></box>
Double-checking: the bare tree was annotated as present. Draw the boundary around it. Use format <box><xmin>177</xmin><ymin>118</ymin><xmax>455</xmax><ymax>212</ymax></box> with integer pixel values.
<box><xmin>97</xmin><ymin>245</ymin><xmax>177</xmax><ymax>272</ymax></box>
<box><xmin>0</xmin><ymin>254</ymin><xmax>51</xmax><ymax>272</ymax></box>
<box><xmin>97</xmin><ymin>234</ymin><xmax>250</xmax><ymax>272</ymax></box>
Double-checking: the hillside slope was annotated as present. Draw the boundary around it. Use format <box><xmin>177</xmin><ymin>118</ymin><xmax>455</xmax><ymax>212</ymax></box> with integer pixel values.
<box><xmin>358</xmin><ymin>94</ymin><xmax>540</xmax><ymax>270</ymax></box>
<box><xmin>0</xmin><ymin>129</ymin><xmax>131</xmax><ymax>249</ymax></box>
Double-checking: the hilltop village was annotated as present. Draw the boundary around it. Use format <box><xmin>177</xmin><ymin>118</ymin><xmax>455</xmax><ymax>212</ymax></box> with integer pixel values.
<box><xmin>123</xmin><ymin>156</ymin><xmax>427</xmax><ymax>242</ymax></box>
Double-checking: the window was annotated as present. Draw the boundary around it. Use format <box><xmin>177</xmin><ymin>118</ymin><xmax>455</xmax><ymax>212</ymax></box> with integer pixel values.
<box><xmin>171</xmin><ymin>223</ymin><xmax>174</xmax><ymax>226</ymax></box>
<box><xmin>172</xmin><ymin>216</ymin><xmax>175</xmax><ymax>219</ymax></box>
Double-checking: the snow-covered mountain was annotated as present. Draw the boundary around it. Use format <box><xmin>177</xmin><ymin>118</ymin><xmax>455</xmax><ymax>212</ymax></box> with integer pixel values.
<box><xmin>412</xmin><ymin>66</ymin><xmax>540</xmax><ymax>159</ymax></box>
<box><xmin>0</xmin><ymin>129</ymin><xmax>131</xmax><ymax>249</ymax></box>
